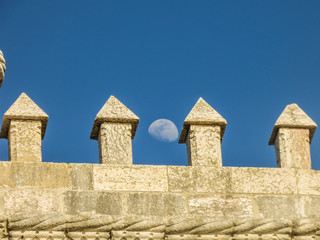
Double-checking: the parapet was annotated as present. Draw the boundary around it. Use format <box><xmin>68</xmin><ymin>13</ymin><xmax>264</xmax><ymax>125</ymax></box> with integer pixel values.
<box><xmin>0</xmin><ymin>92</ymin><xmax>320</xmax><ymax>240</ymax></box>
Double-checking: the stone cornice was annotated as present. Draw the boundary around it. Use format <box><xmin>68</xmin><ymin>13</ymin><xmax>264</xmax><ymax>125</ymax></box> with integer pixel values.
<box><xmin>1</xmin><ymin>214</ymin><xmax>320</xmax><ymax>237</ymax></box>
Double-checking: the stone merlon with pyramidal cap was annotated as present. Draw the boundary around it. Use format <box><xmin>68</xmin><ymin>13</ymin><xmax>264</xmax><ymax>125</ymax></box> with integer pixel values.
<box><xmin>1</xmin><ymin>90</ymin><xmax>320</xmax><ymax>239</ymax></box>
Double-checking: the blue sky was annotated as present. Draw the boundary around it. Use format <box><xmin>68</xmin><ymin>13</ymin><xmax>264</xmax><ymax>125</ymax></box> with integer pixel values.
<box><xmin>1</xmin><ymin>1</ymin><xmax>320</xmax><ymax>169</ymax></box>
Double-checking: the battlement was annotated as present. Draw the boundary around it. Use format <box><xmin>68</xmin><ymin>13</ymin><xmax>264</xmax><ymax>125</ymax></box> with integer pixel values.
<box><xmin>1</xmin><ymin>53</ymin><xmax>320</xmax><ymax>239</ymax></box>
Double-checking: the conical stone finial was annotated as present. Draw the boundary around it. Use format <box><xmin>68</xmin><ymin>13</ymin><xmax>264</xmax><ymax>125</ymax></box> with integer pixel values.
<box><xmin>179</xmin><ymin>97</ymin><xmax>227</xmax><ymax>167</ymax></box>
<box><xmin>0</xmin><ymin>93</ymin><xmax>49</xmax><ymax>162</ymax></box>
<box><xmin>0</xmin><ymin>50</ymin><xmax>6</xmax><ymax>88</ymax></box>
<box><xmin>91</xmin><ymin>95</ymin><xmax>139</xmax><ymax>165</ymax></box>
<box><xmin>269</xmin><ymin>103</ymin><xmax>317</xmax><ymax>169</ymax></box>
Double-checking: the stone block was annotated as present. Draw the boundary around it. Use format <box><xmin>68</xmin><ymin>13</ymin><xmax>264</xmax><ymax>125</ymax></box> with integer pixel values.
<box><xmin>186</xmin><ymin>125</ymin><xmax>222</xmax><ymax>166</ymax></box>
<box><xmin>168</xmin><ymin>166</ymin><xmax>231</xmax><ymax>193</ymax></box>
<box><xmin>4</xmin><ymin>189</ymin><xmax>62</xmax><ymax>216</ymax></box>
<box><xmin>93</xmin><ymin>165</ymin><xmax>168</xmax><ymax>191</ymax></box>
<box><xmin>9</xmin><ymin>120</ymin><xmax>42</xmax><ymax>162</ymax></box>
<box><xmin>187</xmin><ymin>194</ymin><xmax>253</xmax><ymax>219</ymax></box>
<box><xmin>231</xmin><ymin>167</ymin><xmax>297</xmax><ymax>194</ymax></box>
<box><xmin>300</xmin><ymin>196</ymin><xmax>320</xmax><ymax>218</ymax></box>
<box><xmin>71</xmin><ymin>164</ymin><xmax>93</xmax><ymax>190</ymax></box>
<box><xmin>255</xmin><ymin>195</ymin><xmax>303</xmax><ymax>219</ymax></box>
<box><xmin>0</xmin><ymin>189</ymin><xmax>5</xmax><ymax>215</ymax></box>
<box><xmin>11</xmin><ymin>162</ymin><xmax>71</xmax><ymax>189</ymax></box>
<box><xmin>0</xmin><ymin>161</ymin><xmax>14</xmax><ymax>188</ymax></box>
<box><xmin>297</xmin><ymin>169</ymin><xmax>320</xmax><ymax>195</ymax></box>
<box><xmin>126</xmin><ymin>193</ymin><xmax>186</xmax><ymax>216</ymax></box>
<box><xmin>63</xmin><ymin>190</ymin><xmax>122</xmax><ymax>215</ymax></box>
<box><xmin>275</xmin><ymin>128</ymin><xmax>311</xmax><ymax>169</ymax></box>
<box><xmin>98</xmin><ymin>122</ymin><xmax>133</xmax><ymax>164</ymax></box>
<box><xmin>257</xmin><ymin>195</ymin><xmax>320</xmax><ymax>219</ymax></box>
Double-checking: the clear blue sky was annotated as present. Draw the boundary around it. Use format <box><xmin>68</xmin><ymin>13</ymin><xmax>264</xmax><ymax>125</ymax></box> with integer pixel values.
<box><xmin>1</xmin><ymin>1</ymin><xmax>320</xmax><ymax>169</ymax></box>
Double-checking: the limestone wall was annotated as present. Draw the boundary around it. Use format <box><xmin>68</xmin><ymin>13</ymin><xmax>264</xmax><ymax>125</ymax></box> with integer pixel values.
<box><xmin>0</xmin><ymin>92</ymin><xmax>320</xmax><ymax>239</ymax></box>
<box><xmin>0</xmin><ymin>162</ymin><xmax>320</xmax><ymax>220</ymax></box>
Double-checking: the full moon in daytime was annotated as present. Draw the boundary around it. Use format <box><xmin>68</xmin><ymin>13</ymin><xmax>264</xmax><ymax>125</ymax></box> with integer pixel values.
<box><xmin>148</xmin><ymin>119</ymin><xmax>179</xmax><ymax>142</ymax></box>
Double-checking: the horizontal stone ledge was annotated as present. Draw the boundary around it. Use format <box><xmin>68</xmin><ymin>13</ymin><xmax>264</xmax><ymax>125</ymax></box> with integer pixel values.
<box><xmin>0</xmin><ymin>162</ymin><xmax>319</xmax><ymax>195</ymax></box>
<box><xmin>2</xmin><ymin>188</ymin><xmax>320</xmax><ymax>219</ymax></box>
<box><xmin>9</xmin><ymin>231</ymin><xmax>110</xmax><ymax>240</ymax></box>
<box><xmin>3</xmin><ymin>232</ymin><xmax>317</xmax><ymax>240</ymax></box>
<box><xmin>1</xmin><ymin>214</ymin><xmax>320</xmax><ymax>236</ymax></box>
<box><xmin>6</xmin><ymin>231</ymin><xmax>313</xmax><ymax>240</ymax></box>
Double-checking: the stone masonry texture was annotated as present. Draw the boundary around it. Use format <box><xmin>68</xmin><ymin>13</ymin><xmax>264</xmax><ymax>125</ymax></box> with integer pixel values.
<box><xmin>8</xmin><ymin>120</ymin><xmax>42</xmax><ymax>162</ymax></box>
<box><xmin>186</xmin><ymin>125</ymin><xmax>222</xmax><ymax>166</ymax></box>
<box><xmin>98</xmin><ymin>122</ymin><xmax>133</xmax><ymax>164</ymax></box>
<box><xmin>0</xmin><ymin>162</ymin><xmax>319</xmax><ymax>239</ymax></box>
<box><xmin>1</xmin><ymin>94</ymin><xmax>320</xmax><ymax>239</ymax></box>
<box><xmin>275</xmin><ymin>128</ymin><xmax>311</xmax><ymax>169</ymax></box>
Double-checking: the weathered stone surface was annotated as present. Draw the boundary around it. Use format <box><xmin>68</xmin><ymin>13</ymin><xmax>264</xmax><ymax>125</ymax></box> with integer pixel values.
<box><xmin>179</xmin><ymin>97</ymin><xmax>227</xmax><ymax>143</ymax></box>
<box><xmin>300</xmin><ymin>196</ymin><xmax>320</xmax><ymax>218</ymax></box>
<box><xmin>188</xmin><ymin>194</ymin><xmax>253</xmax><ymax>218</ymax></box>
<box><xmin>8</xmin><ymin>120</ymin><xmax>42</xmax><ymax>162</ymax></box>
<box><xmin>275</xmin><ymin>128</ymin><xmax>312</xmax><ymax>169</ymax></box>
<box><xmin>4</xmin><ymin>189</ymin><xmax>62</xmax><ymax>216</ymax></box>
<box><xmin>0</xmin><ymin>189</ymin><xmax>5</xmax><ymax>215</ymax></box>
<box><xmin>231</xmin><ymin>167</ymin><xmax>297</xmax><ymax>194</ymax></box>
<box><xmin>63</xmin><ymin>191</ymin><xmax>122</xmax><ymax>215</ymax></box>
<box><xmin>0</xmin><ymin>50</ymin><xmax>5</xmax><ymax>88</ymax></box>
<box><xmin>297</xmin><ymin>169</ymin><xmax>320</xmax><ymax>195</ymax></box>
<box><xmin>168</xmin><ymin>166</ymin><xmax>231</xmax><ymax>193</ymax></box>
<box><xmin>255</xmin><ymin>195</ymin><xmax>304</xmax><ymax>219</ymax></box>
<box><xmin>293</xmin><ymin>237</ymin><xmax>319</xmax><ymax>240</ymax></box>
<box><xmin>0</xmin><ymin>161</ymin><xmax>14</xmax><ymax>188</ymax></box>
<box><xmin>98</xmin><ymin>122</ymin><xmax>133</xmax><ymax>164</ymax></box>
<box><xmin>269</xmin><ymin>104</ymin><xmax>317</xmax><ymax>169</ymax></box>
<box><xmin>90</xmin><ymin>95</ymin><xmax>139</xmax><ymax>140</ymax></box>
<box><xmin>71</xmin><ymin>164</ymin><xmax>93</xmax><ymax>190</ymax></box>
<box><xmin>0</xmin><ymin>93</ymin><xmax>49</xmax><ymax>139</ymax></box>
<box><xmin>166</xmin><ymin>234</ymin><xmax>291</xmax><ymax>240</ymax></box>
<box><xmin>186</xmin><ymin>125</ymin><xmax>222</xmax><ymax>166</ymax></box>
<box><xmin>112</xmin><ymin>231</ymin><xmax>164</xmax><ymax>240</ymax></box>
<box><xmin>0</xmin><ymin>91</ymin><xmax>320</xmax><ymax>239</ymax></box>
<box><xmin>0</xmin><ymin>162</ymin><xmax>95</xmax><ymax>190</ymax></box>
<box><xmin>167</xmin><ymin>235</ymin><xmax>229</xmax><ymax>240</ymax></box>
<box><xmin>269</xmin><ymin>104</ymin><xmax>317</xmax><ymax>145</ymax></box>
<box><xmin>0</xmin><ymin>93</ymin><xmax>49</xmax><ymax>163</ymax></box>
<box><xmin>10</xmin><ymin>162</ymin><xmax>71</xmax><ymax>188</ymax></box>
<box><xmin>93</xmin><ymin>165</ymin><xmax>168</xmax><ymax>191</ymax></box>
<box><xmin>179</xmin><ymin>98</ymin><xmax>227</xmax><ymax>166</ymax></box>
<box><xmin>10</xmin><ymin>231</ymin><xmax>110</xmax><ymax>240</ymax></box>
<box><xmin>90</xmin><ymin>96</ymin><xmax>139</xmax><ymax>165</ymax></box>
<box><xmin>126</xmin><ymin>193</ymin><xmax>186</xmax><ymax>216</ymax></box>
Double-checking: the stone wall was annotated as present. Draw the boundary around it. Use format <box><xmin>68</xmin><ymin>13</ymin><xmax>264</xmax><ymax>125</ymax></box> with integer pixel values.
<box><xmin>0</xmin><ymin>162</ymin><xmax>320</xmax><ymax>220</ymax></box>
<box><xmin>0</xmin><ymin>92</ymin><xmax>319</xmax><ymax>239</ymax></box>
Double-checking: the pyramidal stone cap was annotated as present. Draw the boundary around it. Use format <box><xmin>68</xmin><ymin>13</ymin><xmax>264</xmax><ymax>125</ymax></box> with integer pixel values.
<box><xmin>269</xmin><ymin>103</ymin><xmax>317</xmax><ymax>145</ymax></box>
<box><xmin>90</xmin><ymin>95</ymin><xmax>139</xmax><ymax>140</ymax></box>
<box><xmin>179</xmin><ymin>97</ymin><xmax>227</xmax><ymax>143</ymax></box>
<box><xmin>0</xmin><ymin>93</ymin><xmax>49</xmax><ymax>139</ymax></box>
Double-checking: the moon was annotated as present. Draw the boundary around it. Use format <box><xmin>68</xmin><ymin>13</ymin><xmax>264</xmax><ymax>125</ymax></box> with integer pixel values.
<box><xmin>148</xmin><ymin>119</ymin><xmax>179</xmax><ymax>142</ymax></box>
